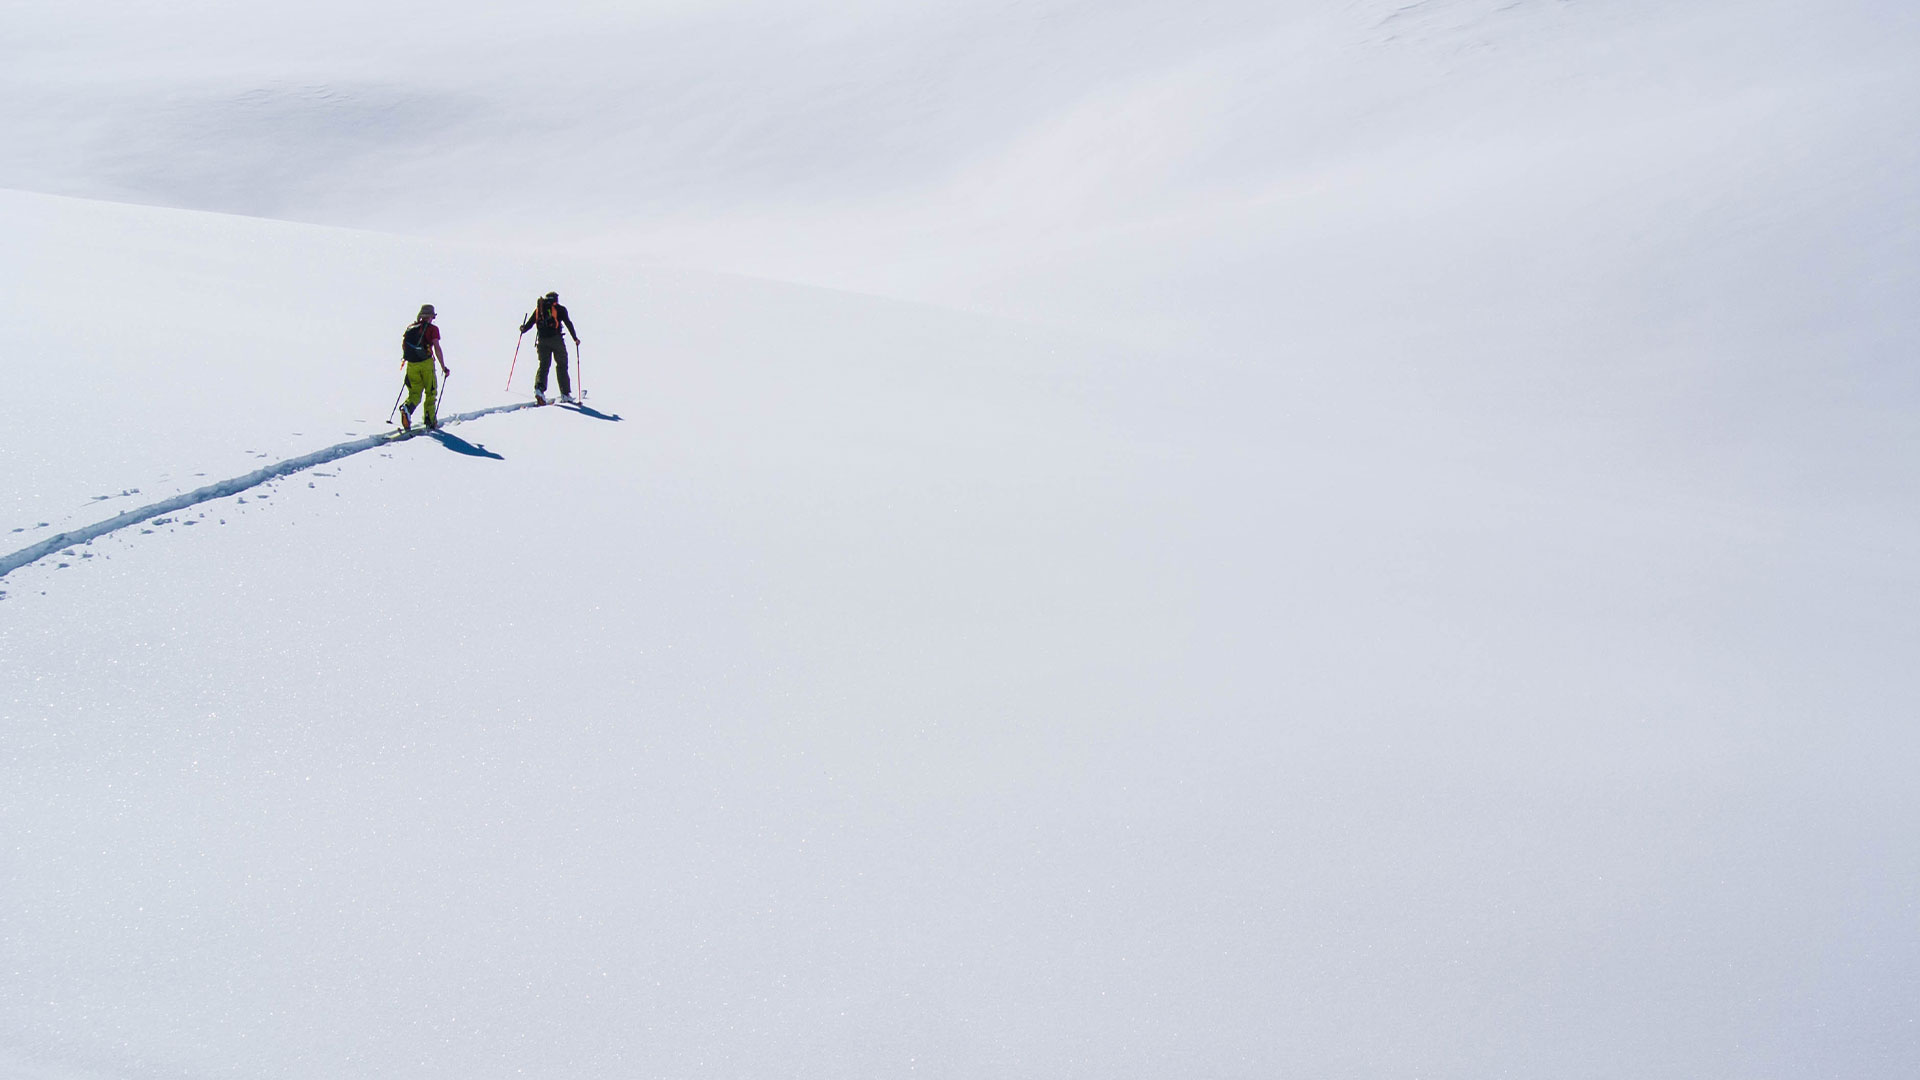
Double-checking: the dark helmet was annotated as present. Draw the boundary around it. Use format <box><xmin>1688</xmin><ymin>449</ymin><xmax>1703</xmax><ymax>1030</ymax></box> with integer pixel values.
<box><xmin>545</xmin><ymin>291</ymin><xmax>559</xmax><ymax>301</ymax></box>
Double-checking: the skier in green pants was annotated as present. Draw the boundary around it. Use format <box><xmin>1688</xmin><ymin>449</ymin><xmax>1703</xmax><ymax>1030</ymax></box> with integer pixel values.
<box><xmin>399</xmin><ymin>304</ymin><xmax>452</xmax><ymax>431</ymax></box>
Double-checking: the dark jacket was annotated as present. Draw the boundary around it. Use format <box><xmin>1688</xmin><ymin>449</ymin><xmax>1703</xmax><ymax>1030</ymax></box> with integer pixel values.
<box><xmin>522</xmin><ymin>301</ymin><xmax>577</xmax><ymax>341</ymax></box>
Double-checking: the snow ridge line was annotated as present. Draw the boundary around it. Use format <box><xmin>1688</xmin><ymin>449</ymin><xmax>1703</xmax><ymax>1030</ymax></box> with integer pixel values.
<box><xmin>0</xmin><ymin>400</ymin><xmax>540</xmax><ymax>580</ymax></box>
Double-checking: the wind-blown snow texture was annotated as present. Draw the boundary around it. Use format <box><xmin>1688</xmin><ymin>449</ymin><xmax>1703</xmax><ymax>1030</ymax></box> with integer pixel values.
<box><xmin>4</xmin><ymin>2</ymin><xmax>1920</xmax><ymax>1078</ymax></box>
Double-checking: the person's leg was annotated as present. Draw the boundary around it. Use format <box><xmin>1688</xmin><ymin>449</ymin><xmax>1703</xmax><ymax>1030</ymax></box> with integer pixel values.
<box><xmin>402</xmin><ymin>361</ymin><xmax>428</xmax><ymax>426</ymax></box>
<box><xmin>554</xmin><ymin>338</ymin><xmax>572</xmax><ymax>398</ymax></box>
<box><xmin>534</xmin><ymin>338</ymin><xmax>555</xmax><ymax>396</ymax></box>
<box><xmin>423</xmin><ymin>365</ymin><xmax>439</xmax><ymax>428</ymax></box>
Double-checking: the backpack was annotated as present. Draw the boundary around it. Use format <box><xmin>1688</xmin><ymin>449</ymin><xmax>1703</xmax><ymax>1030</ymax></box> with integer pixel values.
<box><xmin>402</xmin><ymin>321</ymin><xmax>431</xmax><ymax>362</ymax></box>
<box><xmin>535</xmin><ymin>299</ymin><xmax>561</xmax><ymax>334</ymax></box>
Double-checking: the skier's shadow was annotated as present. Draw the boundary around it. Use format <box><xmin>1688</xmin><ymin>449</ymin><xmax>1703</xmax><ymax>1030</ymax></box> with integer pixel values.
<box><xmin>427</xmin><ymin>430</ymin><xmax>505</xmax><ymax>460</ymax></box>
<box><xmin>560</xmin><ymin>402</ymin><xmax>623</xmax><ymax>422</ymax></box>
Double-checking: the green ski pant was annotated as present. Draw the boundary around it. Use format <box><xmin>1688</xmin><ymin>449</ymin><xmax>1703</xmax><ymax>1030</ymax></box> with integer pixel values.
<box><xmin>402</xmin><ymin>360</ymin><xmax>439</xmax><ymax>427</ymax></box>
<box><xmin>535</xmin><ymin>336</ymin><xmax>571</xmax><ymax>397</ymax></box>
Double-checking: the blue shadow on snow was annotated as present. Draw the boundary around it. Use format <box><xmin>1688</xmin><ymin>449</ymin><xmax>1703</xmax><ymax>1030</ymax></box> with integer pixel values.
<box><xmin>427</xmin><ymin>430</ymin><xmax>505</xmax><ymax>459</ymax></box>
<box><xmin>559</xmin><ymin>402</ymin><xmax>622</xmax><ymax>422</ymax></box>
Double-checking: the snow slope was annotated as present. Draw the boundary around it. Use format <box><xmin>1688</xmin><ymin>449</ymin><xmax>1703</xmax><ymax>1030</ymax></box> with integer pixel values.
<box><xmin>5</xmin><ymin>0</ymin><xmax>1920</xmax><ymax>1077</ymax></box>
<box><xmin>4</xmin><ymin>190</ymin><xmax>1282</xmax><ymax>1078</ymax></box>
<box><xmin>3</xmin><ymin>189</ymin><xmax>1915</xmax><ymax>1075</ymax></box>
<box><xmin>7</xmin><ymin>0</ymin><xmax>1915</xmax><ymax>344</ymax></box>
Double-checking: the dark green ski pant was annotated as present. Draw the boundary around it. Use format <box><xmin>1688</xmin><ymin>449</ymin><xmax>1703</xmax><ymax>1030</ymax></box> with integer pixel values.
<box><xmin>535</xmin><ymin>336</ymin><xmax>571</xmax><ymax>397</ymax></box>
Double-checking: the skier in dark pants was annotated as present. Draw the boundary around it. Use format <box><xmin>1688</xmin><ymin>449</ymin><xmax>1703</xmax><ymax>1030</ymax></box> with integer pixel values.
<box><xmin>521</xmin><ymin>292</ymin><xmax>580</xmax><ymax>404</ymax></box>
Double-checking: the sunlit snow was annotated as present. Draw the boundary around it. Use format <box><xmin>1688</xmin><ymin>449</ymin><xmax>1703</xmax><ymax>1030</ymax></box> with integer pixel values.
<box><xmin>3</xmin><ymin>2</ymin><xmax>1918</xmax><ymax>1077</ymax></box>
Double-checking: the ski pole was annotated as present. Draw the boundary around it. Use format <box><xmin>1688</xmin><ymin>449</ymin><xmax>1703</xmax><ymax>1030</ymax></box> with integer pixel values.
<box><xmin>576</xmin><ymin>337</ymin><xmax>584</xmax><ymax>401</ymax></box>
<box><xmin>434</xmin><ymin>369</ymin><xmax>451</xmax><ymax>427</ymax></box>
<box><xmin>388</xmin><ymin>368</ymin><xmax>406</xmax><ymax>424</ymax></box>
<box><xmin>505</xmin><ymin>318</ymin><xmax>527</xmax><ymax>391</ymax></box>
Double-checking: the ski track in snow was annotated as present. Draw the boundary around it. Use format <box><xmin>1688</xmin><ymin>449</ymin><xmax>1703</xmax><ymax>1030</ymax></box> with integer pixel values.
<box><xmin>0</xmin><ymin>400</ymin><xmax>543</xmax><ymax>581</ymax></box>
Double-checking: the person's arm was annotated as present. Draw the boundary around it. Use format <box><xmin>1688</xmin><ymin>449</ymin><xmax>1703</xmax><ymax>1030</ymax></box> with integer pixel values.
<box><xmin>563</xmin><ymin>309</ymin><xmax>579</xmax><ymax>343</ymax></box>
<box><xmin>433</xmin><ymin>336</ymin><xmax>450</xmax><ymax>375</ymax></box>
<box><xmin>520</xmin><ymin>312</ymin><xmax>535</xmax><ymax>334</ymax></box>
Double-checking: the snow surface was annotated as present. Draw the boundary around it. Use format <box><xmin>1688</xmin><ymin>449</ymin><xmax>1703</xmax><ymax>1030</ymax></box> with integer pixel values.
<box><xmin>5</xmin><ymin>1</ymin><xmax>1920</xmax><ymax>1077</ymax></box>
